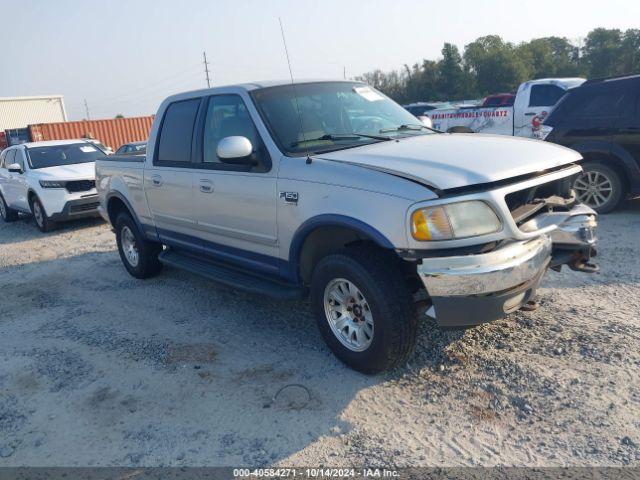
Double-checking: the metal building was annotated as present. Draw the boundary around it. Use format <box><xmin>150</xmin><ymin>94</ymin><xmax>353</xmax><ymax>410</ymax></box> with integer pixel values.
<box><xmin>0</xmin><ymin>95</ymin><xmax>67</xmax><ymax>131</ymax></box>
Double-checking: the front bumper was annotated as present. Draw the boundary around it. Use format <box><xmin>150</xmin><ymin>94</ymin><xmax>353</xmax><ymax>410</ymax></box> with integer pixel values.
<box><xmin>49</xmin><ymin>196</ymin><xmax>101</xmax><ymax>221</ymax></box>
<box><xmin>418</xmin><ymin>236</ymin><xmax>552</xmax><ymax>327</ymax></box>
<box><xmin>417</xmin><ymin>203</ymin><xmax>598</xmax><ymax>327</ymax></box>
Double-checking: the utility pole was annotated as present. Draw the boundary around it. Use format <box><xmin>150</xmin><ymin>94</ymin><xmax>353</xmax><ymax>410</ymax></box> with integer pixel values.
<box><xmin>83</xmin><ymin>98</ymin><xmax>91</xmax><ymax>120</ymax></box>
<box><xmin>203</xmin><ymin>51</ymin><xmax>211</xmax><ymax>88</ymax></box>
<box><xmin>343</xmin><ymin>66</ymin><xmax>346</xmax><ymax>80</ymax></box>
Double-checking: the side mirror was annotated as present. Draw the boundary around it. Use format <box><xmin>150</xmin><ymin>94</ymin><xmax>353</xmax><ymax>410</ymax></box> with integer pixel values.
<box><xmin>7</xmin><ymin>163</ymin><xmax>23</xmax><ymax>174</ymax></box>
<box><xmin>418</xmin><ymin>115</ymin><xmax>433</xmax><ymax>129</ymax></box>
<box><xmin>216</xmin><ymin>136</ymin><xmax>253</xmax><ymax>164</ymax></box>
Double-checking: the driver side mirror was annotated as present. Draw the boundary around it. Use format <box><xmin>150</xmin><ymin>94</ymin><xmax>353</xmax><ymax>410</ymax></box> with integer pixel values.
<box><xmin>7</xmin><ymin>163</ymin><xmax>23</xmax><ymax>174</ymax></box>
<box><xmin>216</xmin><ymin>136</ymin><xmax>254</xmax><ymax>165</ymax></box>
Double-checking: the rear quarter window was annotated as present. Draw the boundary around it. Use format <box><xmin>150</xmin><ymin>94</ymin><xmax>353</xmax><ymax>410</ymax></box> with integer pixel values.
<box><xmin>156</xmin><ymin>98</ymin><xmax>201</xmax><ymax>164</ymax></box>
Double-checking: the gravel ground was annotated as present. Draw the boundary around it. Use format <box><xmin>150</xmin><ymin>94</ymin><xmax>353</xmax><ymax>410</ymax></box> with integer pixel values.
<box><xmin>0</xmin><ymin>202</ymin><xmax>639</xmax><ymax>467</ymax></box>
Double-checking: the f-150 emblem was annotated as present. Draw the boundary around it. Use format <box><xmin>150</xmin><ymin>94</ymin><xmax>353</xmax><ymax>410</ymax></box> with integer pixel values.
<box><xmin>279</xmin><ymin>191</ymin><xmax>299</xmax><ymax>205</ymax></box>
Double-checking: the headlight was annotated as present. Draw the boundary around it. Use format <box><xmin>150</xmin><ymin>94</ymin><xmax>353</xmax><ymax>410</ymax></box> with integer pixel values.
<box><xmin>39</xmin><ymin>180</ymin><xmax>67</xmax><ymax>188</ymax></box>
<box><xmin>411</xmin><ymin>201</ymin><xmax>501</xmax><ymax>241</ymax></box>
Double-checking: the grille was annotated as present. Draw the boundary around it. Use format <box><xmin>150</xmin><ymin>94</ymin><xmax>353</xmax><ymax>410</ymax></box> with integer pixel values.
<box><xmin>505</xmin><ymin>175</ymin><xmax>577</xmax><ymax>225</ymax></box>
<box><xmin>69</xmin><ymin>202</ymin><xmax>99</xmax><ymax>213</ymax></box>
<box><xmin>66</xmin><ymin>180</ymin><xmax>96</xmax><ymax>193</ymax></box>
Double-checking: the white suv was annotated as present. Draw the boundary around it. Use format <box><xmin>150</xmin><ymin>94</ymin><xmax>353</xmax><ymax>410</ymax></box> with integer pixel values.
<box><xmin>0</xmin><ymin>140</ymin><xmax>106</xmax><ymax>232</ymax></box>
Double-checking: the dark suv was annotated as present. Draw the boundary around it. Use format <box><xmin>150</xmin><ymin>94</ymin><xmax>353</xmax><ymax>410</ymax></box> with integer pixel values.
<box><xmin>541</xmin><ymin>74</ymin><xmax>640</xmax><ymax>213</ymax></box>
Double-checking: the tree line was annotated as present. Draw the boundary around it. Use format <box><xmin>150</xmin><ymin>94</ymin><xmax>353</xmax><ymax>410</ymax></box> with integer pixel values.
<box><xmin>358</xmin><ymin>28</ymin><xmax>640</xmax><ymax>104</ymax></box>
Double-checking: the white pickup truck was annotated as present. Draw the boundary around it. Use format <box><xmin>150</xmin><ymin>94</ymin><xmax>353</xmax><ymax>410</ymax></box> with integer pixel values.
<box><xmin>426</xmin><ymin>78</ymin><xmax>585</xmax><ymax>137</ymax></box>
<box><xmin>96</xmin><ymin>80</ymin><xmax>598</xmax><ymax>373</ymax></box>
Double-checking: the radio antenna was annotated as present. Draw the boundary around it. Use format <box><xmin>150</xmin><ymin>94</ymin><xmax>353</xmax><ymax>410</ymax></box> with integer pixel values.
<box><xmin>279</xmin><ymin>17</ymin><xmax>312</xmax><ymax>164</ymax></box>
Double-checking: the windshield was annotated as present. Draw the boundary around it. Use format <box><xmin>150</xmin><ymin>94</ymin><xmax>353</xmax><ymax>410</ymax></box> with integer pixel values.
<box><xmin>251</xmin><ymin>82</ymin><xmax>433</xmax><ymax>155</ymax></box>
<box><xmin>26</xmin><ymin>143</ymin><xmax>106</xmax><ymax>169</ymax></box>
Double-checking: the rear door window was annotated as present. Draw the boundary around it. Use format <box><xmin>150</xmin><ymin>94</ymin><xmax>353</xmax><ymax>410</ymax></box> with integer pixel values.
<box><xmin>156</xmin><ymin>98</ymin><xmax>201</xmax><ymax>165</ymax></box>
<box><xmin>529</xmin><ymin>85</ymin><xmax>566</xmax><ymax>107</ymax></box>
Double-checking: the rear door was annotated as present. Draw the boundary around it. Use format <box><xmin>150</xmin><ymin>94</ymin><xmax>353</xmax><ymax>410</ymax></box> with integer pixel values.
<box><xmin>514</xmin><ymin>83</ymin><xmax>567</xmax><ymax>138</ymax></box>
<box><xmin>190</xmin><ymin>94</ymin><xmax>278</xmax><ymax>274</ymax></box>
<box><xmin>144</xmin><ymin>98</ymin><xmax>202</xmax><ymax>252</ymax></box>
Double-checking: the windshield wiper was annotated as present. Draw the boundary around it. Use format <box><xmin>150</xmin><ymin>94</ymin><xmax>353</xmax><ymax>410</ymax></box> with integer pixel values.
<box><xmin>290</xmin><ymin>132</ymin><xmax>392</xmax><ymax>147</ymax></box>
<box><xmin>379</xmin><ymin>123</ymin><xmax>443</xmax><ymax>134</ymax></box>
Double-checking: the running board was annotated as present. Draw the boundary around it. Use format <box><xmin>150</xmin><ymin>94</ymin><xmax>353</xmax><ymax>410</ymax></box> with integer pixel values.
<box><xmin>158</xmin><ymin>249</ymin><xmax>305</xmax><ymax>300</ymax></box>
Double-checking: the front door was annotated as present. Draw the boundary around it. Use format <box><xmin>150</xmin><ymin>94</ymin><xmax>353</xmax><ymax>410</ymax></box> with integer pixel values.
<box><xmin>2</xmin><ymin>149</ymin><xmax>30</xmax><ymax>211</ymax></box>
<box><xmin>144</xmin><ymin>97</ymin><xmax>202</xmax><ymax>252</ymax></box>
<box><xmin>10</xmin><ymin>148</ymin><xmax>30</xmax><ymax>211</ymax></box>
<box><xmin>190</xmin><ymin>94</ymin><xmax>279</xmax><ymax>275</ymax></box>
<box><xmin>612</xmin><ymin>83</ymin><xmax>640</xmax><ymax>190</ymax></box>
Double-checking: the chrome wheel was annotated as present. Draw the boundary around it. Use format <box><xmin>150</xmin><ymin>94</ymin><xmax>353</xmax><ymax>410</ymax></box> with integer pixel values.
<box><xmin>33</xmin><ymin>200</ymin><xmax>44</xmax><ymax>227</ymax></box>
<box><xmin>574</xmin><ymin>170</ymin><xmax>613</xmax><ymax>208</ymax></box>
<box><xmin>323</xmin><ymin>278</ymin><xmax>374</xmax><ymax>352</ymax></box>
<box><xmin>121</xmin><ymin>225</ymin><xmax>139</xmax><ymax>267</ymax></box>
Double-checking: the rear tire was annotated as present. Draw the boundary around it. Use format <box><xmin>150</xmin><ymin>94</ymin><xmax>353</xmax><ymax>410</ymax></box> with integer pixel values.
<box><xmin>310</xmin><ymin>246</ymin><xmax>418</xmax><ymax>374</ymax></box>
<box><xmin>115</xmin><ymin>212</ymin><xmax>163</xmax><ymax>279</ymax></box>
<box><xmin>0</xmin><ymin>193</ymin><xmax>19</xmax><ymax>222</ymax></box>
<box><xmin>30</xmin><ymin>196</ymin><xmax>56</xmax><ymax>232</ymax></box>
<box><xmin>574</xmin><ymin>162</ymin><xmax>624</xmax><ymax>214</ymax></box>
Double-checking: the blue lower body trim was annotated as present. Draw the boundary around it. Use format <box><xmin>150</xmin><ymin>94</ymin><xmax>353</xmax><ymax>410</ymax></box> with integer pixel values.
<box><xmin>155</xmin><ymin>227</ymin><xmax>288</xmax><ymax>279</ymax></box>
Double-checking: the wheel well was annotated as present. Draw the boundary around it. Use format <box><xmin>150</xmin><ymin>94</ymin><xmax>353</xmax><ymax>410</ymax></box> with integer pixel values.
<box><xmin>298</xmin><ymin>226</ymin><xmax>379</xmax><ymax>284</ymax></box>
<box><xmin>106</xmin><ymin>197</ymin><xmax>131</xmax><ymax>226</ymax></box>
<box><xmin>580</xmin><ymin>153</ymin><xmax>630</xmax><ymax>195</ymax></box>
<box><xmin>27</xmin><ymin>190</ymin><xmax>38</xmax><ymax>206</ymax></box>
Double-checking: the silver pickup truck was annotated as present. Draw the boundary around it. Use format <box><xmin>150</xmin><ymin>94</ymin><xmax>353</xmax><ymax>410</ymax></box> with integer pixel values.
<box><xmin>96</xmin><ymin>80</ymin><xmax>598</xmax><ymax>373</ymax></box>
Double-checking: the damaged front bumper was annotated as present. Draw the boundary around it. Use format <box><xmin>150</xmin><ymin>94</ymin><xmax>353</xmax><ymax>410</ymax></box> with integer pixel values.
<box><xmin>417</xmin><ymin>203</ymin><xmax>598</xmax><ymax>327</ymax></box>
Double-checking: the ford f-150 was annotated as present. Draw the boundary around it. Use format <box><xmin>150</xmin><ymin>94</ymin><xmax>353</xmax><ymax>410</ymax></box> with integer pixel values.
<box><xmin>96</xmin><ymin>80</ymin><xmax>598</xmax><ymax>373</ymax></box>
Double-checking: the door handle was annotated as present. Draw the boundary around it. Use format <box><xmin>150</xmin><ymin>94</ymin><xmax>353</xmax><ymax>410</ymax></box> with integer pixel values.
<box><xmin>524</xmin><ymin>112</ymin><xmax>537</xmax><ymax>116</ymax></box>
<box><xmin>151</xmin><ymin>175</ymin><xmax>163</xmax><ymax>186</ymax></box>
<box><xmin>199</xmin><ymin>179</ymin><xmax>214</xmax><ymax>193</ymax></box>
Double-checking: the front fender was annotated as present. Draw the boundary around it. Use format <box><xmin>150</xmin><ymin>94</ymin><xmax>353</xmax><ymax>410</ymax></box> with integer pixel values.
<box><xmin>286</xmin><ymin>214</ymin><xmax>395</xmax><ymax>282</ymax></box>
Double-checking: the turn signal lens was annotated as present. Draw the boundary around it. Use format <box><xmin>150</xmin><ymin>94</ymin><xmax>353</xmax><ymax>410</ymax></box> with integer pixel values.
<box><xmin>411</xmin><ymin>206</ymin><xmax>453</xmax><ymax>240</ymax></box>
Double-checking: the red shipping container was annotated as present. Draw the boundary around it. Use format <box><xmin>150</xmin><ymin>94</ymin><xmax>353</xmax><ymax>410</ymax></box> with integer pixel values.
<box><xmin>28</xmin><ymin>116</ymin><xmax>155</xmax><ymax>151</ymax></box>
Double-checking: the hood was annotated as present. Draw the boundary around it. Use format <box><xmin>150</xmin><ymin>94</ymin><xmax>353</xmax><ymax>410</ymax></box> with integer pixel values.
<box><xmin>32</xmin><ymin>162</ymin><xmax>95</xmax><ymax>180</ymax></box>
<box><xmin>316</xmin><ymin>134</ymin><xmax>581</xmax><ymax>191</ymax></box>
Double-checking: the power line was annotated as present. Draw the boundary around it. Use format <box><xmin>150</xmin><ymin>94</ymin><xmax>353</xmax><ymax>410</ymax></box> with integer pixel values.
<box><xmin>83</xmin><ymin>98</ymin><xmax>91</xmax><ymax>120</ymax></box>
<box><xmin>83</xmin><ymin>63</ymin><xmax>203</xmax><ymax>106</ymax></box>
<box><xmin>203</xmin><ymin>51</ymin><xmax>211</xmax><ymax>88</ymax></box>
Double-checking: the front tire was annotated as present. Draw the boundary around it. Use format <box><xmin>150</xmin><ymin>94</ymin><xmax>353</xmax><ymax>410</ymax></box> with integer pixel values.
<box><xmin>310</xmin><ymin>246</ymin><xmax>418</xmax><ymax>374</ymax></box>
<box><xmin>115</xmin><ymin>212</ymin><xmax>163</xmax><ymax>279</ymax></box>
<box><xmin>574</xmin><ymin>162</ymin><xmax>624</xmax><ymax>214</ymax></box>
<box><xmin>0</xmin><ymin>193</ymin><xmax>19</xmax><ymax>222</ymax></box>
<box><xmin>30</xmin><ymin>196</ymin><xmax>56</xmax><ymax>232</ymax></box>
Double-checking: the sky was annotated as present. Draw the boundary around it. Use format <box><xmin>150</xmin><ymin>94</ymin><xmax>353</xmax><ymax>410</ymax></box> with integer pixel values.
<box><xmin>1</xmin><ymin>0</ymin><xmax>638</xmax><ymax>120</ymax></box>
